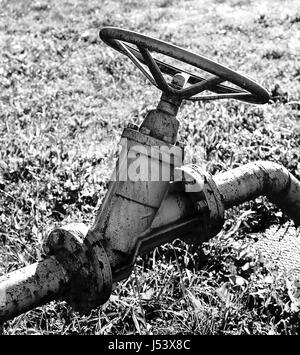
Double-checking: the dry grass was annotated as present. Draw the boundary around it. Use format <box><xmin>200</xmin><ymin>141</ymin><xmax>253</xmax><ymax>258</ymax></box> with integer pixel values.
<box><xmin>0</xmin><ymin>0</ymin><xmax>300</xmax><ymax>334</ymax></box>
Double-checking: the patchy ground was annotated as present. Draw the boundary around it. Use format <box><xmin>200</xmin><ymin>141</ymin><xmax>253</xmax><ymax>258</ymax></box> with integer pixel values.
<box><xmin>0</xmin><ymin>0</ymin><xmax>300</xmax><ymax>334</ymax></box>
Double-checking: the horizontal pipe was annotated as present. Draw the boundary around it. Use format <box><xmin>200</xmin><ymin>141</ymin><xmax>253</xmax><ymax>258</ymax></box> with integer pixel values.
<box><xmin>214</xmin><ymin>161</ymin><xmax>300</xmax><ymax>226</ymax></box>
<box><xmin>0</xmin><ymin>192</ymin><xmax>196</xmax><ymax>323</ymax></box>
<box><xmin>0</xmin><ymin>256</ymin><xmax>69</xmax><ymax>323</ymax></box>
<box><xmin>1</xmin><ymin>160</ymin><xmax>300</xmax><ymax>323</ymax></box>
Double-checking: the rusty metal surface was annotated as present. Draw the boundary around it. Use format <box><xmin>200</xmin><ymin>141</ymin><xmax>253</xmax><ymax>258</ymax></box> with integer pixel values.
<box><xmin>0</xmin><ymin>223</ymin><xmax>113</xmax><ymax>321</ymax></box>
<box><xmin>156</xmin><ymin>73</ymin><xmax>188</xmax><ymax>117</ymax></box>
<box><xmin>214</xmin><ymin>161</ymin><xmax>300</xmax><ymax>226</ymax></box>
<box><xmin>85</xmin><ymin>74</ymin><xmax>187</xmax><ymax>284</ymax></box>
<box><xmin>84</xmin><ymin>238</ymin><xmax>113</xmax><ymax>306</ymax></box>
<box><xmin>1</xmin><ymin>158</ymin><xmax>300</xmax><ymax>322</ymax></box>
<box><xmin>214</xmin><ymin>162</ymin><xmax>300</xmax><ymax>274</ymax></box>
<box><xmin>44</xmin><ymin>223</ymin><xmax>112</xmax><ymax>313</ymax></box>
<box><xmin>139</xmin><ymin>73</ymin><xmax>188</xmax><ymax>143</ymax></box>
<box><xmin>86</xmin><ymin>132</ymin><xmax>183</xmax><ymax>280</ymax></box>
<box><xmin>99</xmin><ymin>27</ymin><xmax>270</xmax><ymax>104</ymax></box>
<box><xmin>138</xmin><ymin>45</ymin><xmax>170</xmax><ymax>92</ymax></box>
<box><xmin>0</xmin><ymin>256</ymin><xmax>69</xmax><ymax>323</ymax></box>
<box><xmin>140</xmin><ymin>109</ymin><xmax>179</xmax><ymax>143</ymax></box>
<box><xmin>177</xmin><ymin>164</ymin><xmax>224</xmax><ymax>245</ymax></box>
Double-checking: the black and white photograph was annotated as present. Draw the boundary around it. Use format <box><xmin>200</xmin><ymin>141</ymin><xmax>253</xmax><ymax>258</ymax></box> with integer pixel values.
<box><xmin>0</xmin><ymin>0</ymin><xmax>300</xmax><ymax>338</ymax></box>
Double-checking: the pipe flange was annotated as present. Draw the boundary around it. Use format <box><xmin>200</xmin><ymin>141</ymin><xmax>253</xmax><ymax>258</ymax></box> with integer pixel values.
<box><xmin>43</xmin><ymin>223</ymin><xmax>89</xmax><ymax>270</ymax></box>
<box><xmin>178</xmin><ymin>164</ymin><xmax>225</xmax><ymax>244</ymax></box>
<box><xmin>43</xmin><ymin>223</ymin><xmax>112</xmax><ymax>313</ymax></box>
<box><xmin>84</xmin><ymin>237</ymin><xmax>113</xmax><ymax>306</ymax></box>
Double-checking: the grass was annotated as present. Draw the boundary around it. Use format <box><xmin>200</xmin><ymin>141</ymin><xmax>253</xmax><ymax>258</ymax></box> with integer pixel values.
<box><xmin>0</xmin><ymin>0</ymin><xmax>300</xmax><ymax>334</ymax></box>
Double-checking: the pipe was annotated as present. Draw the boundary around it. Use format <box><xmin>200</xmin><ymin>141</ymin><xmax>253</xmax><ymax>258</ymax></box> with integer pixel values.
<box><xmin>0</xmin><ymin>191</ymin><xmax>198</xmax><ymax>323</ymax></box>
<box><xmin>0</xmin><ymin>256</ymin><xmax>69</xmax><ymax>323</ymax></box>
<box><xmin>214</xmin><ymin>161</ymin><xmax>300</xmax><ymax>226</ymax></box>
<box><xmin>1</xmin><ymin>160</ymin><xmax>300</xmax><ymax>323</ymax></box>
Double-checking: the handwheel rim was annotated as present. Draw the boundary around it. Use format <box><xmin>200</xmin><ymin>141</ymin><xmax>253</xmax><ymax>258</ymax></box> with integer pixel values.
<box><xmin>100</xmin><ymin>27</ymin><xmax>270</xmax><ymax>104</ymax></box>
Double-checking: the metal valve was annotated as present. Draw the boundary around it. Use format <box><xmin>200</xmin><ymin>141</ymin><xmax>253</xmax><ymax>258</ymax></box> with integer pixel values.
<box><xmin>1</xmin><ymin>27</ymin><xmax>300</xmax><ymax>326</ymax></box>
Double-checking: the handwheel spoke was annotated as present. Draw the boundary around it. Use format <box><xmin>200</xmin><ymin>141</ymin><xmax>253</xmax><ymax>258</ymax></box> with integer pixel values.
<box><xmin>137</xmin><ymin>46</ymin><xmax>171</xmax><ymax>93</ymax></box>
<box><xmin>178</xmin><ymin>75</ymin><xmax>226</xmax><ymax>98</ymax></box>
<box><xmin>188</xmin><ymin>92</ymin><xmax>254</xmax><ymax>101</ymax></box>
<box><xmin>115</xmin><ymin>44</ymin><xmax>249</xmax><ymax>96</ymax></box>
<box><xmin>117</xmin><ymin>41</ymin><xmax>158</xmax><ymax>87</ymax></box>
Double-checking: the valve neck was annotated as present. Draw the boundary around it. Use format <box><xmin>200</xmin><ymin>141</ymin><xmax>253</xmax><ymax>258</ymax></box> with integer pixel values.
<box><xmin>140</xmin><ymin>73</ymin><xmax>189</xmax><ymax>144</ymax></box>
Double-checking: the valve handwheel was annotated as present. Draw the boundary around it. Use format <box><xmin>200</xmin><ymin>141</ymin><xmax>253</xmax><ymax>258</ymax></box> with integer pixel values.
<box><xmin>100</xmin><ymin>27</ymin><xmax>269</xmax><ymax>104</ymax></box>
